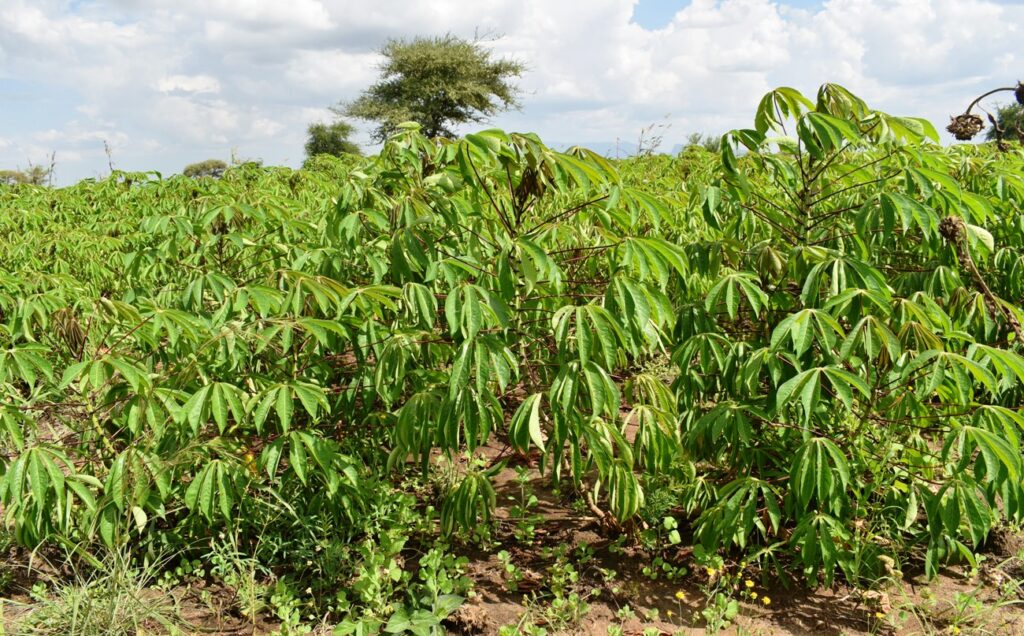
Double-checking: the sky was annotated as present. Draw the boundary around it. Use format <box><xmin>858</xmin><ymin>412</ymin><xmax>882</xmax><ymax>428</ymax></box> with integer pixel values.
<box><xmin>0</xmin><ymin>0</ymin><xmax>1021</xmax><ymax>184</ymax></box>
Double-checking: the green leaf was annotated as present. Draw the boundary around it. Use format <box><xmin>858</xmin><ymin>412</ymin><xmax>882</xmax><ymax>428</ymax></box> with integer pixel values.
<box><xmin>508</xmin><ymin>394</ymin><xmax>544</xmax><ymax>452</ymax></box>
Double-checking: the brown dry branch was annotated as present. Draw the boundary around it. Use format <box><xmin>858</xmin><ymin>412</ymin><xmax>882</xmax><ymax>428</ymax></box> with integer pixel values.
<box><xmin>938</xmin><ymin>215</ymin><xmax>1024</xmax><ymax>344</ymax></box>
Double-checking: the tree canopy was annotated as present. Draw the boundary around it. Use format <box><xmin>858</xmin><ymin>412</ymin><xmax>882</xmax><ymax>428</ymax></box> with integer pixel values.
<box><xmin>984</xmin><ymin>102</ymin><xmax>1024</xmax><ymax>142</ymax></box>
<box><xmin>341</xmin><ymin>34</ymin><xmax>524</xmax><ymax>142</ymax></box>
<box><xmin>183</xmin><ymin>159</ymin><xmax>227</xmax><ymax>178</ymax></box>
<box><xmin>304</xmin><ymin>120</ymin><xmax>361</xmax><ymax>158</ymax></box>
<box><xmin>0</xmin><ymin>166</ymin><xmax>50</xmax><ymax>186</ymax></box>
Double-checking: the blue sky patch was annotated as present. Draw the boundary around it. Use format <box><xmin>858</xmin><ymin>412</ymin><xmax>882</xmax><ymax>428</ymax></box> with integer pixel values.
<box><xmin>631</xmin><ymin>0</ymin><xmax>829</xmax><ymax>30</ymax></box>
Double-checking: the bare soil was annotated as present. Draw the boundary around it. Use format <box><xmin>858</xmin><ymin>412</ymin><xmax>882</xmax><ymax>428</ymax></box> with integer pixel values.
<box><xmin>441</xmin><ymin>444</ymin><xmax>1024</xmax><ymax>636</ymax></box>
<box><xmin>3</xmin><ymin>444</ymin><xmax>1022</xmax><ymax>635</ymax></box>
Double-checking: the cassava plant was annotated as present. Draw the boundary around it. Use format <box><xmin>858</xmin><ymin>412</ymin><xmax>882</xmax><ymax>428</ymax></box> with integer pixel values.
<box><xmin>0</xmin><ymin>84</ymin><xmax>1022</xmax><ymax>613</ymax></box>
<box><xmin>679</xmin><ymin>84</ymin><xmax>1024</xmax><ymax>583</ymax></box>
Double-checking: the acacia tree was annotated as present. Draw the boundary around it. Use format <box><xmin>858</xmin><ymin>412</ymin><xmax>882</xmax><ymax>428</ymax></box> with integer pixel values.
<box><xmin>342</xmin><ymin>34</ymin><xmax>524</xmax><ymax>142</ymax></box>
<box><xmin>183</xmin><ymin>159</ymin><xmax>227</xmax><ymax>178</ymax></box>
<box><xmin>0</xmin><ymin>165</ymin><xmax>50</xmax><ymax>186</ymax></box>
<box><xmin>305</xmin><ymin>120</ymin><xmax>361</xmax><ymax>158</ymax></box>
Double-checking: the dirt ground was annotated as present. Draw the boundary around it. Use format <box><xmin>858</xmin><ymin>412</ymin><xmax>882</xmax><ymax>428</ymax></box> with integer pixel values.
<box><xmin>3</xmin><ymin>444</ymin><xmax>1023</xmax><ymax>635</ymax></box>
<box><xmin>444</xmin><ymin>456</ymin><xmax>1024</xmax><ymax>636</ymax></box>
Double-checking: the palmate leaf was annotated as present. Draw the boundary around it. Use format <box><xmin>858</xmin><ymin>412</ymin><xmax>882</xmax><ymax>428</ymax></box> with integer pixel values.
<box><xmin>265</xmin><ymin>430</ymin><xmax>362</xmax><ymax>502</ymax></box>
<box><xmin>0</xmin><ymin>344</ymin><xmax>53</xmax><ymax>388</ymax></box>
<box><xmin>816</xmin><ymin>83</ymin><xmax>870</xmax><ymax>121</ymax></box>
<box><xmin>879</xmin><ymin>193</ymin><xmax>940</xmax><ymax>240</ymax></box>
<box><xmin>618</xmin><ymin>237</ymin><xmax>689</xmax><ymax>287</ymax></box>
<box><xmin>581</xmin><ymin>360</ymin><xmax>620</xmax><ymax>417</ymax></box>
<box><xmin>606</xmin><ymin>461</ymin><xmax>644</xmax><ymax>522</ymax></box>
<box><xmin>754</xmin><ymin>87</ymin><xmax>815</xmax><ymax>134</ymax></box>
<box><xmin>181</xmin><ymin>382</ymin><xmax>248</xmax><ymax>435</ymax></box>
<box><xmin>704</xmin><ymin>272</ymin><xmax>768</xmax><ymax>320</ymax></box>
<box><xmin>719</xmin><ymin>129</ymin><xmax>763</xmax><ymax>198</ymax></box>
<box><xmin>823</xmin><ymin>288</ymin><xmax>892</xmax><ymax>322</ymax></box>
<box><xmin>475</xmin><ymin>336</ymin><xmax>518</xmax><ymax>393</ymax></box>
<box><xmin>770</xmin><ymin>308</ymin><xmax>845</xmax><ymax>357</ymax></box>
<box><xmin>514</xmin><ymin>237</ymin><xmax>563</xmax><ymax>292</ymax></box>
<box><xmin>440</xmin><ymin>471</ymin><xmax>496</xmax><ymax>538</ymax></box>
<box><xmin>437</xmin><ymin>387</ymin><xmax>503</xmax><ymax>452</ymax></box>
<box><xmin>775</xmin><ymin>365</ymin><xmax>868</xmax><ymax>422</ymax></box>
<box><xmin>444</xmin><ymin>284</ymin><xmax>510</xmax><ymax>340</ymax></box>
<box><xmin>964</xmin><ymin>426</ymin><xmax>1022</xmax><ymax>485</ymax></box>
<box><xmin>954</xmin><ymin>480</ymin><xmax>993</xmax><ymax>548</ymax></box>
<box><xmin>870</xmin><ymin>113</ymin><xmax>940</xmax><ymax>144</ymax></box>
<box><xmin>574</xmin><ymin>416</ymin><xmax>621</xmax><ymax>482</ymax></box>
<box><xmin>789</xmin><ymin>437</ymin><xmax>851</xmax><ymax>515</ymax></box>
<box><xmin>295</xmin><ymin>317</ymin><xmax>352</xmax><ymax>348</ymax></box>
<box><xmin>142</xmin><ymin>304</ymin><xmax>205</xmax><ymax>348</ymax></box>
<box><xmin>401</xmin><ymin>282</ymin><xmax>438</xmax><ymax>329</ymax></box>
<box><xmin>788</xmin><ymin>511</ymin><xmax>850</xmax><ymax>586</ymax></box>
<box><xmin>445</xmin><ymin>337</ymin><xmax>516</xmax><ymax>417</ymax></box>
<box><xmin>606</xmin><ymin>275</ymin><xmax>674</xmax><ymax>350</ymax></box>
<box><xmin>340</xmin><ymin>284</ymin><xmax>402</xmax><ymax>317</ymax></box>
<box><xmin>801</xmin><ymin>256</ymin><xmax>889</xmax><ymax>306</ymax></box>
<box><xmin>552</xmin><ymin>152</ymin><xmax>607</xmax><ymax>195</ymax></box>
<box><xmin>903</xmin><ymin>350</ymin><xmax>998</xmax><ymax>405</ymax></box>
<box><xmin>796</xmin><ymin>111</ymin><xmax>862</xmax><ymax>159</ymax></box>
<box><xmin>617</xmin><ymin>188</ymin><xmax>672</xmax><ymax>230</ymax></box>
<box><xmin>839</xmin><ymin>314</ymin><xmax>902</xmax><ymax>365</ymax></box>
<box><xmin>694</xmin><ymin>477</ymin><xmax>782</xmax><ymax>551</ymax></box>
<box><xmin>0</xmin><ymin>405</ymin><xmax>27</xmax><ymax>451</ymax></box>
<box><xmin>551</xmin><ymin>304</ymin><xmax>628</xmax><ymax>368</ymax></box>
<box><xmin>968</xmin><ymin>344</ymin><xmax>1024</xmax><ymax>393</ymax></box>
<box><xmin>684</xmin><ymin>401</ymin><xmax>757</xmax><ymax>458</ymax></box>
<box><xmin>673</xmin><ymin>332</ymin><xmax>733</xmax><ymax>378</ymax></box>
<box><xmin>183</xmin><ymin>459</ymin><xmax>242</xmax><ymax>524</ymax></box>
<box><xmin>387</xmin><ymin>391</ymin><xmax>442</xmax><ymax>471</ymax></box>
<box><xmin>249</xmin><ymin>381</ymin><xmax>329</xmax><ymax>433</ymax></box>
<box><xmin>0</xmin><ymin>446</ymin><xmax>98</xmax><ymax>542</ymax></box>
<box><xmin>628</xmin><ymin>405</ymin><xmax>678</xmax><ymax>473</ymax></box>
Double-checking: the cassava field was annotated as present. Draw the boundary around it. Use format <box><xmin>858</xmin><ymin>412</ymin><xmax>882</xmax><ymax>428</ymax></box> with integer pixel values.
<box><xmin>1</xmin><ymin>86</ymin><xmax>1023</xmax><ymax>635</ymax></box>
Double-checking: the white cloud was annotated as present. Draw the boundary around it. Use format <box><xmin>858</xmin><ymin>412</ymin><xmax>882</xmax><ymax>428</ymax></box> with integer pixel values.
<box><xmin>157</xmin><ymin>74</ymin><xmax>221</xmax><ymax>94</ymax></box>
<box><xmin>1</xmin><ymin>0</ymin><xmax>1022</xmax><ymax>183</ymax></box>
<box><xmin>284</xmin><ymin>50</ymin><xmax>381</xmax><ymax>97</ymax></box>
<box><xmin>150</xmin><ymin>96</ymin><xmax>241</xmax><ymax>144</ymax></box>
<box><xmin>33</xmin><ymin>127</ymin><xmax>130</xmax><ymax>145</ymax></box>
<box><xmin>53</xmin><ymin>150</ymin><xmax>84</xmax><ymax>163</ymax></box>
<box><xmin>249</xmin><ymin>117</ymin><xmax>284</xmax><ymax>138</ymax></box>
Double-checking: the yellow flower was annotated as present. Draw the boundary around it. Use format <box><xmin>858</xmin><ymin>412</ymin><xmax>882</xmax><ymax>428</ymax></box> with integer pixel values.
<box><xmin>674</xmin><ymin>591</ymin><xmax>686</xmax><ymax>601</ymax></box>
<box><xmin>667</xmin><ymin>610</ymin><xmax>675</xmax><ymax>617</ymax></box>
<box><xmin>950</xmin><ymin>628</ymin><xmax>961</xmax><ymax>636</ymax></box>
<box><xmin>875</xmin><ymin>612</ymin><xmax>885</xmax><ymax>619</ymax></box>
<box><xmin>744</xmin><ymin>580</ymin><xmax>755</xmax><ymax>588</ymax></box>
<box><xmin>705</xmin><ymin>567</ymin><xmax>717</xmax><ymax>577</ymax></box>
<box><xmin>761</xmin><ymin>596</ymin><xmax>771</xmax><ymax>606</ymax></box>
<box><xmin>750</xmin><ymin>592</ymin><xmax>758</xmax><ymax>600</ymax></box>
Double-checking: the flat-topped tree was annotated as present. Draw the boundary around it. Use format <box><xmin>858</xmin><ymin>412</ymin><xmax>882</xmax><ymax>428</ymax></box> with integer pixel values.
<box><xmin>341</xmin><ymin>34</ymin><xmax>524</xmax><ymax>142</ymax></box>
<box><xmin>183</xmin><ymin>159</ymin><xmax>227</xmax><ymax>178</ymax></box>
